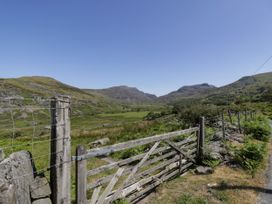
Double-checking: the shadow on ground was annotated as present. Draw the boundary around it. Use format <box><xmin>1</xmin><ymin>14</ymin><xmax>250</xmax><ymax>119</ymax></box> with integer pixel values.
<box><xmin>211</xmin><ymin>184</ymin><xmax>272</xmax><ymax>194</ymax></box>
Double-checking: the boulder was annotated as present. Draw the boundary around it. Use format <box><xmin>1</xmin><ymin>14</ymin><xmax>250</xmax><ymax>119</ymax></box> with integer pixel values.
<box><xmin>212</xmin><ymin>132</ymin><xmax>230</xmax><ymax>141</ymax></box>
<box><xmin>210</xmin><ymin>152</ymin><xmax>223</xmax><ymax>160</ymax></box>
<box><xmin>0</xmin><ymin>151</ymin><xmax>34</xmax><ymax>204</ymax></box>
<box><xmin>195</xmin><ymin>166</ymin><xmax>214</xmax><ymax>175</ymax></box>
<box><xmin>226</xmin><ymin>124</ymin><xmax>239</xmax><ymax>133</ymax></box>
<box><xmin>229</xmin><ymin>134</ymin><xmax>244</xmax><ymax>143</ymax></box>
<box><xmin>32</xmin><ymin>198</ymin><xmax>52</xmax><ymax>204</ymax></box>
<box><xmin>30</xmin><ymin>176</ymin><xmax>51</xmax><ymax>199</ymax></box>
<box><xmin>90</xmin><ymin>138</ymin><xmax>110</xmax><ymax>148</ymax></box>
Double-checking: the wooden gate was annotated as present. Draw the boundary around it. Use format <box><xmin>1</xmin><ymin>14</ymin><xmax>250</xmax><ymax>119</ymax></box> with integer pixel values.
<box><xmin>74</xmin><ymin>119</ymin><xmax>204</xmax><ymax>204</ymax></box>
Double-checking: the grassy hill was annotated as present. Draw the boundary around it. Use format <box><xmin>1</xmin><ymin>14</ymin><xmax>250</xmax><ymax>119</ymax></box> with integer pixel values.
<box><xmin>84</xmin><ymin>86</ymin><xmax>158</xmax><ymax>104</ymax></box>
<box><xmin>0</xmin><ymin>76</ymin><xmax>122</xmax><ymax>113</ymax></box>
<box><xmin>1</xmin><ymin>71</ymin><xmax>271</xmax><ymax>110</ymax></box>
<box><xmin>158</xmin><ymin>83</ymin><xmax>216</xmax><ymax>103</ymax></box>
<box><xmin>204</xmin><ymin>72</ymin><xmax>272</xmax><ymax>105</ymax></box>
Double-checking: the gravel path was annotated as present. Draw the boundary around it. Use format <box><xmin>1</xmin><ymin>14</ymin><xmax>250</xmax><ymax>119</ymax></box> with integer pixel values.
<box><xmin>257</xmin><ymin>120</ymin><xmax>272</xmax><ymax>204</ymax></box>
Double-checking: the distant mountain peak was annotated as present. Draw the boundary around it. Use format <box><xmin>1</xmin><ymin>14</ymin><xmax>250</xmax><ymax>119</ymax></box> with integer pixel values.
<box><xmin>159</xmin><ymin>83</ymin><xmax>217</xmax><ymax>102</ymax></box>
<box><xmin>84</xmin><ymin>86</ymin><xmax>157</xmax><ymax>104</ymax></box>
<box><xmin>177</xmin><ymin>83</ymin><xmax>216</xmax><ymax>92</ymax></box>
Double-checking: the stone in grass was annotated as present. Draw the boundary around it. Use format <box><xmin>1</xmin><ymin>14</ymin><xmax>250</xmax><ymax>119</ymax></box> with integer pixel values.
<box><xmin>30</xmin><ymin>176</ymin><xmax>51</xmax><ymax>199</ymax></box>
<box><xmin>207</xmin><ymin>183</ymin><xmax>218</xmax><ymax>188</ymax></box>
<box><xmin>32</xmin><ymin>198</ymin><xmax>52</xmax><ymax>204</ymax></box>
<box><xmin>195</xmin><ymin>166</ymin><xmax>214</xmax><ymax>175</ymax></box>
<box><xmin>90</xmin><ymin>137</ymin><xmax>110</xmax><ymax>148</ymax></box>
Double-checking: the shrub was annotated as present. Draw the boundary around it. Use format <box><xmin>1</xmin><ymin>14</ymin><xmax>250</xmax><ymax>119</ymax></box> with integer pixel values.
<box><xmin>202</xmin><ymin>146</ymin><xmax>221</xmax><ymax>168</ymax></box>
<box><xmin>175</xmin><ymin>193</ymin><xmax>209</xmax><ymax>204</ymax></box>
<box><xmin>173</xmin><ymin>104</ymin><xmax>219</xmax><ymax>127</ymax></box>
<box><xmin>113</xmin><ymin>199</ymin><xmax>130</xmax><ymax>204</ymax></box>
<box><xmin>202</xmin><ymin>159</ymin><xmax>220</xmax><ymax>168</ymax></box>
<box><xmin>235</xmin><ymin>141</ymin><xmax>267</xmax><ymax>177</ymax></box>
<box><xmin>144</xmin><ymin>111</ymin><xmax>163</xmax><ymax>120</ymax></box>
<box><xmin>119</xmin><ymin>146</ymin><xmax>144</xmax><ymax>159</ymax></box>
<box><xmin>244</xmin><ymin>120</ymin><xmax>271</xmax><ymax>142</ymax></box>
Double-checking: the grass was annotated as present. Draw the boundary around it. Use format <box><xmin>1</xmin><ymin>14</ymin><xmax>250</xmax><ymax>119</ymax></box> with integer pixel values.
<box><xmin>0</xmin><ymin>108</ymin><xmax>179</xmax><ymax>202</ymax></box>
<box><xmin>142</xmin><ymin>164</ymin><xmax>268</xmax><ymax>204</ymax></box>
<box><xmin>1</xmin><ymin>97</ymin><xmax>271</xmax><ymax>203</ymax></box>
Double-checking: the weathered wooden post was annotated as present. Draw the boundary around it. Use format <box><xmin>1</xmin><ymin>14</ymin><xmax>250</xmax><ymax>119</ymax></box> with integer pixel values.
<box><xmin>228</xmin><ymin>109</ymin><xmax>233</xmax><ymax>124</ymax></box>
<box><xmin>221</xmin><ymin>111</ymin><xmax>225</xmax><ymax>140</ymax></box>
<box><xmin>244</xmin><ymin>110</ymin><xmax>247</xmax><ymax>122</ymax></box>
<box><xmin>237</xmin><ymin>111</ymin><xmax>242</xmax><ymax>134</ymax></box>
<box><xmin>197</xmin><ymin>117</ymin><xmax>205</xmax><ymax>162</ymax></box>
<box><xmin>50</xmin><ymin>96</ymin><xmax>71</xmax><ymax>204</ymax></box>
<box><xmin>76</xmin><ymin>145</ymin><xmax>87</xmax><ymax>204</ymax></box>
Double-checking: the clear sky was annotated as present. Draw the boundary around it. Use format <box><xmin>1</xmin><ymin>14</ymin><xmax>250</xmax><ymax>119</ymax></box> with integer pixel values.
<box><xmin>0</xmin><ymin>0</ymin><xmax>272</xmax><ymax>96</ymax></box>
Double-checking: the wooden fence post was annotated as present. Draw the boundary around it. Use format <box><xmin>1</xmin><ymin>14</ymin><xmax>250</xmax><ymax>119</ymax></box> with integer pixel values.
<box><xmin>76</xmin><ymin>145</ymin><xmax>87</xmax><ymax>204</ymax></box>
<box><xmin>221</xmin><ymin>111</ymin><xmax>225</xmax><ymax>140</ymax></box>
<box><xmin>237</xmin><ymin>111</ymin><xmax>242</xmax><ymax>134</ymax></box>
<box><xmin>228</xmin><ymin>109</ymin><xmax>233</xmax><ymax>124</ymax></box>
<box><xmin>50</xmin><ymin>96</ymin><xmax>71</xmax><ymax>204</ymax></box>
<box><xmin>250</xmin><ymin>111</ymin><xmax>254</xmax><ymax>120</ymax></box>
<box><xmin>197</xmin><ymin>117</ymin><xmax>205</xmax><ymax>162</ymax></box>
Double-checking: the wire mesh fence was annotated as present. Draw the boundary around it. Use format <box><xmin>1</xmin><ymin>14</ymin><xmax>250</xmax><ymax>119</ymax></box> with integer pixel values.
<box><xmin>0</xmin><ymin>97</ymin><xmax>70</xmax><ymax>180</ymax></box>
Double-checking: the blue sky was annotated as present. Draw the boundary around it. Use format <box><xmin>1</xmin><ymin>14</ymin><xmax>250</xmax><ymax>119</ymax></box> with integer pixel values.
<box><xmin>0</xmin><ymin>0</ymin><xmax>272</xmax><ymax>96</ymax></box>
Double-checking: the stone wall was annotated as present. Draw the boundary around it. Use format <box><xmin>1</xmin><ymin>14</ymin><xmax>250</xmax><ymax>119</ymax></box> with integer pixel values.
<box><xmin>0</xmin><ymin>150</ymin><xmax>52</xmax><ymax>204</ymax></box>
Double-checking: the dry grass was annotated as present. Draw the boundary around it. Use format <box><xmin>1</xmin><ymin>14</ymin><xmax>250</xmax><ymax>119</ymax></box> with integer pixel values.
<box><xmin>140</xmin><ymin>141</ymin><xmax>272</xmax><ymax>204</ymax></box>
<box><xmin>140</xmin><ymin>165</ymin><xmax>266</xmax><ymax>204</ymax></box>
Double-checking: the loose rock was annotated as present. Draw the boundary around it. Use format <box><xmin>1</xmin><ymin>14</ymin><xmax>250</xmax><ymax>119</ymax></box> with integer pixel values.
<box><xmin>90</xmin><ymin>138</ymin><xmax>110</xmax><ymax>148</ymax></box>
<box><xmin>195</xmin><ymin>166</ymin><xmax>214</xmax><ymax>175</ymax></box>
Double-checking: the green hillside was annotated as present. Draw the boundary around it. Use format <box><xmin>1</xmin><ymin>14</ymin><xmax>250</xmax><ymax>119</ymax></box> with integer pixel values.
<box><xmin>158</xmin><ymin>83</ymin><xmax>216</xmax><ymax>103</ymax></box>
<box><xmin>204</xmin><ymin>72</ymin><xmax>272</xmax><ymax>105</ymax></box>
<box><xmin>85</xmin><ymin>86</ymin><xmax>157</xmax><ymax>104</ymax></box>
<box><xmin>0</xmin><ymin>76</ymin><xmax>122</xmax><ymax>113</ymax></box>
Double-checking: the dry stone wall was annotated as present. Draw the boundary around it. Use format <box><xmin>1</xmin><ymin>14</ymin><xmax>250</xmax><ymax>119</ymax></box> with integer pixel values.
<box><xmin>0</xmin><ymin>151</ymin><xmax>52</xmax><ymax>204</ymax></box>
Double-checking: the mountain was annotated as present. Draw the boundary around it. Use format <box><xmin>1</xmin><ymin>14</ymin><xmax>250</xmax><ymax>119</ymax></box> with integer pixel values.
<box><xmin>158</xmin><ymin>83</ymin><xmax>217</xmax><ymax>103</ymax></box>
<box><xmin>1</xmin><ymin>71</ymin><xmax>271</xmax><ymax>110</ymax></box>
<box><xmin>84</xmin><ymin>86</ymin><xmax>157</xmax><ymax>104</ymax></box>
<box><xmin>204</xmin><ymin>72</ymin><xmax>272</xmax><ymax>105</ymax></box>
<box><xmin>0</xmin><ymin>76</ymin><xmax>121</xmax><ymax>113</ymax></box>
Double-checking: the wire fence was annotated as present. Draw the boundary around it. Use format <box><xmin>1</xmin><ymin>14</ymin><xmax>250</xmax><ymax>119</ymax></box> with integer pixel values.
<box><xmin>0</xmin><ymin>97</ymin><xmax>72</xmax><ymax>183</ymax></box>
<box><xmin>203</xmin><ymin>109</ymin><xmax>257</xmax><ymax>145</ymax></box>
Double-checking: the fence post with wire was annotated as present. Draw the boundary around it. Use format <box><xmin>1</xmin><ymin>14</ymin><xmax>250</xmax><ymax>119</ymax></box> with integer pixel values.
<box><xmin>50</xmin><ymin>96</ymin><xmax>71</xmax><ymax>204</ymax></box>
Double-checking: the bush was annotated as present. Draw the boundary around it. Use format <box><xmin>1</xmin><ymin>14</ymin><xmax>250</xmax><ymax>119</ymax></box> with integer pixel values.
<box><xmin>173</xmin><ymin>104</ymin><xmax>219</xmax><ymax>127</ymax></box>
<box><xmin>175</xmin><ymin>194</ymin><xmax>209</xmax><ymax>204</ymax></box>
<box><xmin>119</xmin><ymin>146</ymin><xmax>144</xmax><ymax>159</ymax></box>
<box><xmin>144</xmin><ymin>111</ymin><xmax>163</xmax><ymax>120</ymax></box>
<box><xmin>113</xmin><ymin>199</ymin><xmax>130</xmax><ymax>204</ymax></box>
<box><xmin>244</xmin><ymin>120</ymin><xmax>271</xmax><ymax>142</ymax></box>
<box><xmin>202</xmin><ymin>159</ymin><xmax>220</xmax><ymax>168</ymax></box>
<box><xmin>235</xmin><ymin>141</ymin><xmax>267</xmax><ymax>177</ymax></box>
